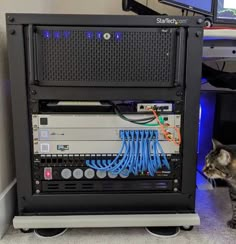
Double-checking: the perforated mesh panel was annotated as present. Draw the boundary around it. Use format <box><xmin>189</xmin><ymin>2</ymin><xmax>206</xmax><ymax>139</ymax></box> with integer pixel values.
<box><xmin>36</xmin><ymin>27</ymin><xmax>178</xmax><ymax>87</ymax></box>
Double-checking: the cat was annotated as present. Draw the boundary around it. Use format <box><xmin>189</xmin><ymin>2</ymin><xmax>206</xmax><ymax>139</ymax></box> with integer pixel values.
<box><xmin>203</xmin><ymin>139</ymin><xmax>236</xmax><ymax>229</ymax></box>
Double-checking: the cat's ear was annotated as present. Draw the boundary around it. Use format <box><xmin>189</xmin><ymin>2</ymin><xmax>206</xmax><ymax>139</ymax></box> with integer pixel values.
<box><xmin>212</xmin><ymin>139</ymin><xmax>222</xmax><ymax>150</ymax></box>
<box><xmin>218</xmin><ymin>149</ymin><xmax>231</xmax><ymax>166</ymax></box>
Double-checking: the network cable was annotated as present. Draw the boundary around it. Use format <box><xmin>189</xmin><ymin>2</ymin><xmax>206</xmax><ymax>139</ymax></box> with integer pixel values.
<box><xmin>86</xmin><ymin>130</ymin><xmax>170</xmax><ymax>176</ymax></box>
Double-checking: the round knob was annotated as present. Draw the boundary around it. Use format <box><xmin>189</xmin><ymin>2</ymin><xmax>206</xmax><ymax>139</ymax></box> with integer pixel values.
<box><xmin>103</xmin><ymin>33</ymin><xmax>111</xmax><ymax>40</ymax></box>
<box><xmin>108</xmin><ymin>172</ymin><xmax>117</xmax><ymax>179</ymax></box>
<box><xmin>84</xmin><ymin>168</ymin><xmax>95</xmax><ymax>179</ymax></box>
<box><xmin>73</xmin><ymin>169</ymin><xmax>83</xmax><ymax>179</ymax></box>
<box><xmin>174</xmin><ymin>187</ymin><xmax>178</xmax><ymax>192</ymax></box>
<box><xmin>61</xmin><ymin>168</ymin><xmax>72</xmax><ymax>179</ymax></box>
<box><xmin>96</xmin><ymin>170</ymin><xmax>106</xmax><ymax>179</ymax></box>
<box><xmin>119</xmin><ymin>169</ymin><xmax>129</xmax><ymax>178</ymax></box>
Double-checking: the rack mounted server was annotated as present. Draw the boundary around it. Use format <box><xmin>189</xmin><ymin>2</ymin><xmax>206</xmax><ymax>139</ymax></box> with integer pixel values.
<box><xmin>6</xmin><ymin>14</ymin><xmax>203</xmax><ymax>229</ymax></box>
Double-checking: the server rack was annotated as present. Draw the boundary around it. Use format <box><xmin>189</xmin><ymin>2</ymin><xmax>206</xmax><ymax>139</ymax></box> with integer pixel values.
<box><xmin>6</xmin><ymin>14</ymin><xmax>203</xmax><ymax>228</ymax></box>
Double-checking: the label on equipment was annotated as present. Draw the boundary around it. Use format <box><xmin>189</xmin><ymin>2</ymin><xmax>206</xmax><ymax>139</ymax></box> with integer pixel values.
<box><xmin>57</xmin><ymin>145</ymin><xmax>69</xmax><ymax>151</ymax></box>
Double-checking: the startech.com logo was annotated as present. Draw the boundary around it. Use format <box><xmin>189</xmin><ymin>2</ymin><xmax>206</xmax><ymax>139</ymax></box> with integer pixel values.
<box><xmin>156</xmin><ymin>18</ymin><xmax>185</xmax><ymax>25</ymax></box>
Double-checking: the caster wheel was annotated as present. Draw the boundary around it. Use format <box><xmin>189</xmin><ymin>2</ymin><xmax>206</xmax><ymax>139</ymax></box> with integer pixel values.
<box><xmin>145</xmin><ymin>227</ymin><xmax>180</xmax><ymax>238</ymax></box>
<box><xmin>180</xmin><ymin>226</ymin><xmax>194</xmax><ymax>231</ymax></box>
<box><xmin>20</xmin><ymin>228</ymin><xmax>33</xmax><ymax>233</ymax></box>
<box><xmin>34</xmin><ymin>228</ymin><xmax>68</xmax><ymax>238</ymax></box>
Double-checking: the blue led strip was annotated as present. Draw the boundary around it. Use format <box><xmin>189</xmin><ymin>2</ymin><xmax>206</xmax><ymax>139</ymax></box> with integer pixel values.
<box><xmin>85</xmin><ymin>129</ymin><xmax>170</xmax><ymax>175</ymax></box>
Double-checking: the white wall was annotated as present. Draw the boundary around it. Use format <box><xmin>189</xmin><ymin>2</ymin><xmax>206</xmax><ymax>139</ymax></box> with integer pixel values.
<box><xmin>0</xmin><ymin>20</ymin><xmax>14</xmax><ymax>193</ymax></box>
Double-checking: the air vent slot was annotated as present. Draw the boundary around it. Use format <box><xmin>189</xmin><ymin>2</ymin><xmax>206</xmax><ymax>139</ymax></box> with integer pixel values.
<box><xmin>35</xmin><ymin>26</ymin><xmax>178</xmax><ymax>87</ymax></box>
<box><xmin>41</xmin><ymin>180</ymin><xmax>173</xmax><ymax>193</ymax></box>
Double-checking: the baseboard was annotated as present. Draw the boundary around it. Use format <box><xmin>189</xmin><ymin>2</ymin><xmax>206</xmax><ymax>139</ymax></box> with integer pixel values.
<box><xmin>13</xmin><ymin>213</ymin><xmax>200</xmax><ymax>229</ymax></box>
<box><xmin>0</xmin><ymin>179</ymin><xmax>16</xmax><ymax>239</ymax></box>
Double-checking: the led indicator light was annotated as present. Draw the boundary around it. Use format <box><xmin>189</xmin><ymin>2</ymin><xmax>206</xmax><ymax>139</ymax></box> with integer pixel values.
<box><xmin>115</xmin><ymin>32</ymin><xmax>122</xmax><ymax>40</ymax></box>
<box><xmin>63</xmin><ymin>31</ymin><xmax>70</xmax><ymax>38</ymax></box>
<box><xmin>44</xmin><ymin>167</ymin><xmax>52</xmax><ymax>180</ymax></box>
<box><xmin>43</xmin><ymin>31</ymin><xmax>50</xmax><ymax>39</ymax></box>
<box><xmin>53</xmin><ymin>31</ymin><xmax>60</xmax><ymax>39</ymax></box>
<box><xmin>86</xmin><ymin>32</ymin><xmax>93</xmax><ymax>39</ymax></box>
<box><xmin>96</xmin><ymin>32</ymin><xmax>103</xmax><ymax>40</ymax></box>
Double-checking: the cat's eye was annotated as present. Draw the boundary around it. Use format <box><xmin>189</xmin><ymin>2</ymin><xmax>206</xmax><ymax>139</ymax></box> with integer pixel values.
<box><xmin>206</xmin><ymin>164</ymin><xmax>214</xmax><ymax>170</ymax></box>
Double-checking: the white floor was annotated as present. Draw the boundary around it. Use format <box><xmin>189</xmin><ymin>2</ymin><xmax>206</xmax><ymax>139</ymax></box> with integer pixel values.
<box><xmin>1</xmin><ymin>188</ymin><xmax>236</xmax><ymax>244</ymax></box>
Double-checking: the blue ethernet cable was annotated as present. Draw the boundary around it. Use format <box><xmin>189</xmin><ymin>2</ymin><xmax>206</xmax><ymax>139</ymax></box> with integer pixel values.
<box><xmin>86</xmin><ymin>129</ymin><xmax>170</xmax><ymax>175</ymax></box>
<box><xmin>138</xmin><ymin>130</ymin><xmax>145</xmax><ymax>172</ymax></box>
<box><xmin>155</xmin><ymin>132</ymin><xmax>170</xmax><ymax>169</ymax></box>
<box><xmin>110</xmin><ymin>130</ymin><xmax>131</xmax><ymax>174</ymax></box>
<box><xmin>143</xmin><ymin>130</ymin><xmax>150</xmax><ymax>172</ymax></box>
<box><xmin>148</xmin><ymin>133</ymin><xmax>156</xmax><ymax>176</ymax></box>
<box><xmin>133</xmin><ymin>130</ymin><xmax>140</xmax><ymax>175</ymax></box>
<box><xmin>153</xmin><ymin>131</ymin><xmax>162</xmax><ymax>169</ymax></box>
<box><xmin>114</xmin><ymin>130</ymin><xmax>135</xmax><ymax>175</ymax></box>
<box><xmin>86</xmin><ymin>130</ymin><xmax>126</xmax><ymax>171</ymax></box>
<box><xmin>154</xmin><ymin>139</ymin><xmax>161</xmax><ymax>169</ymax></box>
<box><xmin>127</xmin><ymin>130</ymin><xmax>135</xmax><ymax>175</ymax></box>
<box><xmin>148</xmin><ymin>130</ymin><xmax>155</xmax><ymax>176</ymax></box>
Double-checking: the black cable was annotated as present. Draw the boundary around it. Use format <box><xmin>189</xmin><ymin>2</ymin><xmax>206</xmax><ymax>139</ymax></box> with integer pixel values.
<box><xmin>114</xmin><ymin>107</ymin><xmax>155</xmax><ymax>125</ymax></box>
<box><xmin>107</xmin><ymin>102</ymin><xmax>156</xmax><ymax>125</ymax></box>
<box><xmin>221</xmin><ymin>62</ymin><xmax>226</xmax><ymax>71</ymax></box>
<box><xmin>216</xmin><ymin>62</ymin><xmax>220</xmax><ymax>71</ymax></box>
<box><xmin>113</xmin><ymin>105</ymin><xmax>155</xmax><ymax>122</ymax></box>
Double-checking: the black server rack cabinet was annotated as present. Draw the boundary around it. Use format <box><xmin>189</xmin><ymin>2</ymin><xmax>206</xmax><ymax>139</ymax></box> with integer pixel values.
<box><xmin>6</xmin><ymin>14</ymin><xmax>203</xmax><ymax>216</ymax></box>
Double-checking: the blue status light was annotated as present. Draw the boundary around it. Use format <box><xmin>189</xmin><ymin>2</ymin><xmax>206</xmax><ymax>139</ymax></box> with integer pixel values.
<box><xmin>53</xmin><ymin>31</ymin><xmax>60</xmax><ymax>39</ymax></box>
<box><xmin>115</xmin><ymin>32</ymin><xmax>122</xmax><ymax>40</ymax></box>
<box><xmin>96</xmin><ymin>32</ymin><xmax>103</xmax><ymax>40</ymax></box>
<box><xmin>43</xmin><ymin>30</ymin><xmax>50</xmax><ymax>39</ymax></box>
<box><xmin>63</xmin><ymin>31</ymin><xmax>71</xmax><ymax>38</ymax></box>
<box><xmin>86</xmin><ymin>31</ymin><xmax>94</xmax><ymax>39</ymax></box>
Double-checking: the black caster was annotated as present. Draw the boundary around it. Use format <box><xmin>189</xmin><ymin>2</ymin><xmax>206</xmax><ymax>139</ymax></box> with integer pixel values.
<box><xmin>180</xmin><ymin>225</ymin><xmax>194</xmax><ymax>231</ymax></box>
<box><xmin>34</xmin><ymin>228</ymin><xmax>68</xmax><ymax>238</ymax></box>
<box><xmin>145</xmin><ymin>226</ymin><xmax>180</xmax><ymax>238</ymax></box>
<box><xmin>20</xmin><ymin>228</ymin><xmax>33</xmax><ymax>233</ymax></box>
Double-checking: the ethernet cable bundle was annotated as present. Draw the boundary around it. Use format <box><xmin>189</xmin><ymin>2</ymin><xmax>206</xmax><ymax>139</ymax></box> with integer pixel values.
<box><xmin>86</xmin><ymin>130</ymin><xmax>170</xmax><ymax>176</ymax></box>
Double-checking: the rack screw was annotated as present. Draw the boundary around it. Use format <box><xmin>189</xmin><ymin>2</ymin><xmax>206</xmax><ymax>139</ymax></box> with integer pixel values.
<box><xmin>31</xmin><ymin>90</ymin><xmax>37</xmax><ymax>95</ymax></box>
<box><xmin>10</xmin><ymin>29</ymin><xmax>15</xmax><ymax>35</ymax></box>
<box><xmin>36</xmin><ymin>189</ymin><xmax>40</xmax><ymax>194</ymax></box>
<box><xmin>176</xmin><ymin>90</ymin><xmax>183</xmax><ymax>96</ymax></box>
<box><xmin>8</xmin><ymin>16</ymin><xmax>15</xmax><ymax>22</ymax></box>
<box><xmin>196</xmin><ymin>31</ymin><xmax>202</xmax><ymax>37</ymax></box>
<box><xmin>197</xmin><ymin>18</ymin><xmax>203</xmax><ymax>24</ymax></box>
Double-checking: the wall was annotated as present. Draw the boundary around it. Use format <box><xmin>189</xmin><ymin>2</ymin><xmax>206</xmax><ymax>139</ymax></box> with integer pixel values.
<box><xmin>0</xmin><ymin>15</ymin><xmax>14</xmax><ymax>194</ymax></box>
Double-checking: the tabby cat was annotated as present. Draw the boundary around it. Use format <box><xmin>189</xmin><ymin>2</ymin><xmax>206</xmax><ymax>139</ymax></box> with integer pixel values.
<box><xmin>203</xmin><ymin>139</ymin><xmax>236</xmax><ymax>229</ymax></box>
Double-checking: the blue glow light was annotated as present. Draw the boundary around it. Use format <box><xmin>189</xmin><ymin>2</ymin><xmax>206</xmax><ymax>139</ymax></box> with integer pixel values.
<box><xmin>115</xmin><ymin>32</ymin><xmax>122</xmax><ymax>40</ymax></box>
<box><xmin>63</xmin><ymin>31</ymin><xmax>70</xmax><ymax>38</ymax></box>
<box><xmin>197</xmin><ymin>93</ymin><xmax>216</xmax><ymax>171</ymax></box>
<box><xmin>86</xmin><ymin>32</ymin><xmax>93</xmax><ymax>39</ymax></box>
<box><xmin>43</xmin><ymin>31</ymin><xmax>50</xmax><ymax>39</ymax></box>
<box><xmin>96</xmin><ymin>32</ymin><xmax>103</xmax><ymax>40</ymax></box>
<box><xmin>53</xmin><ymin>31</ymin><xmax>60</xmax><ymax>39</ymax></box>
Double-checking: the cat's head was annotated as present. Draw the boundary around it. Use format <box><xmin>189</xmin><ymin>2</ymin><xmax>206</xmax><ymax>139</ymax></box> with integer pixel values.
<box><xmin>203</xmin><ymin>139</ymin><xmax>234</xmax><ymax>180</ymax></box>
